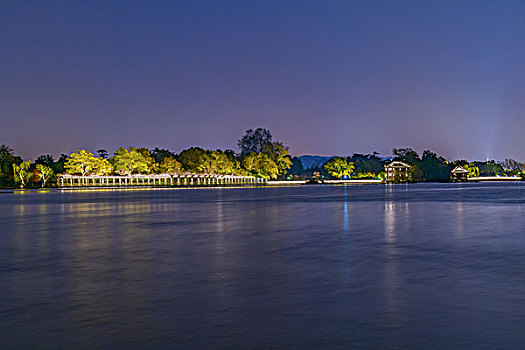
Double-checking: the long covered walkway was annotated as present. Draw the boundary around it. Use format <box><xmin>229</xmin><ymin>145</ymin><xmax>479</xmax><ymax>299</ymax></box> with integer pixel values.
<box><xmin>57</xmin><ymin>174</ymin><xmax>266</xmax><ymax>187</ymax></box>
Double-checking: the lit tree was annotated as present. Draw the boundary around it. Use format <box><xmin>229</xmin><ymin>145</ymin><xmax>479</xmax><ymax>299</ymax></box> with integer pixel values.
<box><xmin>323</xmin><ymin>157</ymin><xmax>355</xmax><ymax>179</ymax></box>
<box><xmin>209</xmin><ymin>150</ymin><xmax>237</xmax><ymax>174</ymax></box>
<box><xmin>64</xmin><ymin>150</ymin><xmax>101</xmax><ymax>176</ymax></box>
<box><xmin>158</xmin><ymin>156</ymin><xmax>182</xmax><ymax>174</ymax></box>
<box><xmin>93</xmin><ymin>158</ymin><xmax>113</xmax><ymax>175</ymax></box>
<box><xmin>111</xmin><ymin>147</ymin><xmax>149</xmax><ymax>175</ymax></box>
<box><xmin>261</xmin><ymin>141</ymin><xmax>292</xmax><ymax>175</ymax></box>
<box><xmin>178</xmin><ymin>147</ymin><xmax>213</xmax><ymax>173</ymax></box>
<box><xmin>464</xmin><ymin>163</ymin><xmax>480</xmax><ymax>178</ymax></box>
<box><xmin>137</xmin><ymin>147</ymin><xmax>156</xmax><ymax>173</ymax></box>
<box><xmin>242</xmin><ymin>153</ymin><xmax>279</xmax><ymax>179</ymax></box>
<box><xmin>13</xmin><ymin>161</ymin><xmax>33</xmax><ymax>188</ymax></box>
<box><xmin>35</xmin><ymin>164</ymin><xmax>54</xmax><ymax>187</ymax></box>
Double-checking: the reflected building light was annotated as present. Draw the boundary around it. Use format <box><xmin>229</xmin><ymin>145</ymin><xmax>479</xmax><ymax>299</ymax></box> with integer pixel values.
<box><xmin>15</xmin><ymin>204</ymin><xmax>26</xmax><ymax>214</ymax></box>
<box><xmin>39</xmin><ymin>204</ymin><xmax>48</xmax><ymax>214</ymax></box>
<box><xmin>456</xmin><ymin>202</ymin><xmax>465</xmax><ymax>236</ymax></box>
<box><xmin>384</xmin><ymin>201</ymin><xmax>396</xmax><ymax>243</ymax></box>
<box><xmin>383</xmin><ymin>201</ymin><xmax>402</xmax><ymax>327</ymax></box>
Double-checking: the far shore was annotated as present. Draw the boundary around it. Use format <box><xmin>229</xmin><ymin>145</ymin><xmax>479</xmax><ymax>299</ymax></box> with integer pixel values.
<box><xmin>2</xmin><ymin>177</ymin><xmax>522</xmax><ymax>193</ymax></box>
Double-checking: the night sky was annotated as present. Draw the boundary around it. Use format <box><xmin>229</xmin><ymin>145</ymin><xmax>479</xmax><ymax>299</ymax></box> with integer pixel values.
<box><xmin>1</xmin><ymin>1</ymin><xmax>524</xmax><ymax>161</ymax></box>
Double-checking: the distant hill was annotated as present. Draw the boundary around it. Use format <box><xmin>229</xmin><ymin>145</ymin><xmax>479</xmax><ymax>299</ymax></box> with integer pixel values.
<box><xmin>298</xmin><ymin>155</ymin><xmax>333</xmax><ymax>169</ymax></box>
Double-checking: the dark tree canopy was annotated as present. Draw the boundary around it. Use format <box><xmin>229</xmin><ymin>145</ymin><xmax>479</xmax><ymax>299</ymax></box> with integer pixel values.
<box><xmin>393</xmin><ymin>148</ymin><xmax>420</xmax><ymax>164</ymax></box>
<box><xmin>419</xmin><ymin>150</ymin><xmax>450</xmax><ymax>181</ymax></box>
<box><xmin>0</xmin><ymin>145</ymin><xmax>22</xmax><ymax>185</ymax></box>
<box><xmin>35</xmin><ymin>155</ymin><xmax>55</xmax><ymax>167</ymax></box>
<box><xmin>223</xmin><ymin>149</ymin><xmax>237</xmax><ymax>161</ymax></box>
<box><xmin>348</xmin><ymin>153</ymin><xmax>385</xmax><ymax>174</ymax></box>
<box><xmin>97</xmin><ymin>149</ymin><xmax>109</xmax><ymax>159</ymax></box>
<box><xmin>151</xmin><ymin>148</ymin><xmax>174</xmax><ymax>163</ymax></box>
<box><xmin>288</xmin><ymin>156</ymin><xmax>304</xmax><ymax>175</ymax></box>
<box><xmin>238</xmin><ymin>128</ymin><xmax>273</xmax><ymax>156</ymax></box>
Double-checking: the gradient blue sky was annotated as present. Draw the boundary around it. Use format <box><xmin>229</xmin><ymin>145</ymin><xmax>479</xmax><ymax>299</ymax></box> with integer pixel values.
<box><xmin>1</xmin><ymin>1</ymin><xmax>524</xmax><ymax>161</ymax></box>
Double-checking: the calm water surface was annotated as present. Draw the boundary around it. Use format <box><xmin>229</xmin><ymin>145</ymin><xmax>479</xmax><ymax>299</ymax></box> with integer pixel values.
<box><xmin>1</xmin><ymin>183</ymin><xmax>525</xmax><ymax>349</ymax></box>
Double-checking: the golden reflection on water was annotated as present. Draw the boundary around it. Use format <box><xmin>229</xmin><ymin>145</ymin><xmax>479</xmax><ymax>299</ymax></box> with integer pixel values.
<box><xmin>60</xmin><ymin>200</ymin><xmax>158</xmax><ymax>338</ymax></box>
<box><xmin>35</xmin><ymin>204</ymin><xmax>51</xmax><ymax>255</ymax></box>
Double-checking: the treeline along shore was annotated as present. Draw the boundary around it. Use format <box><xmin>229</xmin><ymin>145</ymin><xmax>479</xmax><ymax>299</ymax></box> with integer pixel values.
<box><xmin>1</xmin><ymin>128</ymin><xmax>524</xmax><ymax>189</ymax></box>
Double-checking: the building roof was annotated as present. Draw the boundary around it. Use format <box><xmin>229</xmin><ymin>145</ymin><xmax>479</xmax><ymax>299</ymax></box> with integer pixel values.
<box><xmin>385</xmin><ymin>161</ymin><xmax>411</xmax><ymax>169</ymax></box>
<box><xmin>451</xmin><ymin>165</ymin><xmax>469</xmax><ymax>174</ymax></box>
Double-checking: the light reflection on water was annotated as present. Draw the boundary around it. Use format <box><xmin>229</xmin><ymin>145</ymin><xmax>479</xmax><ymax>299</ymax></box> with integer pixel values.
<box><xmin>1</xmin><ymin>183</ymin><xmax>525</xmax><ymax>349</ymax></box>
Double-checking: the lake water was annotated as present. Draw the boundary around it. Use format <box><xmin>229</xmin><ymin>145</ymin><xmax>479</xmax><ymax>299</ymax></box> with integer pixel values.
<box><xmin>1</xmin><ymin>183</ymin><xmax>525</xmax><ymax>349</ymax></box>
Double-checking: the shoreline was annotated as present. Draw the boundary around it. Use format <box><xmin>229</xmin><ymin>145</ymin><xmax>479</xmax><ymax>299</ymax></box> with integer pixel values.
<box><xmin>3</xmin><ymin>179</ymin><xmax>522</xmax><ymax>194</ymax></box>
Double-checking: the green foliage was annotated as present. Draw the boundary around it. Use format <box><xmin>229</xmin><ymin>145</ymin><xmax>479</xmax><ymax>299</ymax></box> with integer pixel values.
<box><xmin>158</xmin><ymin>156</ymin><xmax>182</xmax><ymax>174</ymax></box>
<box><xmin>93</xmin><ymin>158</ymin><xmax>113</xmax><ymax>175</ymax></box>
<box><xmin>64</xmin><ymin>150</ymin><xmax>106</xmax><ymax>176</ymax></box>
<box><xmin>392</xmin><ymin>148</ymin><xmax>451</xmax><ymax>182</ymax></box>
<box><xmin>236</xmin><ymin>129</ymin><xmax>292</xmax><ymax>179</ymax></box>
<box><xmin>463</xmin><ymin>163</ymin><xmax>480</xmax><ymax>178</ymax></box>
<box><xmin>209</xmin><ymin>150</ymin><xmax>238</xmax><ymax>174</ymax></box>
<box><xmin>0</xmin><ymin>145</ymin><xmax>22</xmax><ymax>185</ymax></box>
<box><xmin>137</xmin><ymin>147</ymin><xmax>157</xmax><ymax>172</ymax></box>
<box><xmin>36</xmin><ymin>154</ymin><xmax>69</xmax><ymax>174</ymax></box>
<box><xmin>242</xmin><ymin>152</ymin><xmax>279</xmax><ymax>179</ymax></box>
<box><xmin>349</xmin><ymin>153</ymin><xmax>387</xmax><ymax>178</ymax></box>
<box><xmin>261</xmin><ymin>141</ymin><xmax>292</xmax><ymax>176</ymax></box>
<box><xmin>323</xmin><ymin>157</ymin><xmax>355</xmax><ymax>179</ymax></box>
<box><xmin>13</xmin><ymin>161</ymin><xmax>33</xmax><ymax>188</ymax></box>
<box><xmin>354</xmin><ymin>171</ymin><xmax>377</xmax><ymax>179</ymax></box>
<box><xmin>35</xmin><ymin>164</ymin><xmax>55</xmax><ymax>187</ymax></box>
<box><xmin>178</xmin><ymin>147</ymin><xmax>212</xmax><ymax>173</ymax></box>
<box><xmin>475</xmin><ymin>161</ymin><xmax>504</xmax><ymax>177</ymax></box>
<box><xmin>178</xmin><ymin>148</ymin><xmax>244</xmax><ymax>175</ymax></box>
<box><xmin>111</xmin><ymin>147</ymin><xmax>149</xmax><ymax>175</ymax></box>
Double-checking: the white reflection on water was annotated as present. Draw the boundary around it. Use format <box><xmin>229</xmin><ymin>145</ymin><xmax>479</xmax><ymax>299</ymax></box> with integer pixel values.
<box><xmin>456</xmin><ymin>202</ymin><xmax>465</xmax><ymax>237</ymax></box>
<box><xmin>383</xmin><ymin>195</ymin><xmax>411</xmax><ymax>329</ymax></box>
<box><xmin>343</xmin><ymin>185</ymin><xmax>349</xmax><ymax>234</ymax></box>
<box><xmin>384</xmin><ymin>201</ymin><xmax>396</xmax><ymax>243</ymax></box>
<box><xmin>213</xmin><ymin>189</ymin><xmax>228</xmax><ymax>279</ymax></box>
